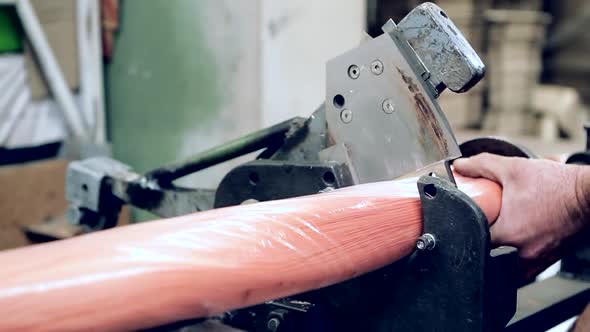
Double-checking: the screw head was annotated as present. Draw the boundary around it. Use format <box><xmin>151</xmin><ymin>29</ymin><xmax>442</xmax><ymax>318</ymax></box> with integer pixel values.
<box><xmin>267</xmin><ymin>318</ymin><xmax>281</xmax><ymax>332</ymax></box>
<box><xmin>348</xmin><ymin>65</ymin><xmax>360</xmax><ymax>79</ymax></box>
<box><xmin>340</xmin><ymin>109</ymin><xmax>353</xmax><ymax>123</ymax></box>
<box><xmin>416</xmin><ymin>233</ymin><xmax>436</xmax><ymax>251</ymax></box>
<box><xmin>382</xmin><ymin>99</ymin><xmax>395</xmax><ymax>114</ymax></box>
<box><xmin>371</xmin><ymin>60</ymin><xmax>384</xmax><ymax>75</ymax></box>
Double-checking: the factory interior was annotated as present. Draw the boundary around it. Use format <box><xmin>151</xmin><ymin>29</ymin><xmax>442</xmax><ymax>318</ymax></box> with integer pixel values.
<box><xmin>1</xmin><ymin>0</ymin><xmax>590</xmax><ymax>331</ymax></box>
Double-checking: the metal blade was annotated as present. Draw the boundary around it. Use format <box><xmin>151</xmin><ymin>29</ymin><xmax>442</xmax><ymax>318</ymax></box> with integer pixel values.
<box><xmin>320</xmin><ymin>3</ymin><xmax>484</xmax><ymax>185</ymax></box>
<box><xmin>322</xmin><ymin>24</ymin><xmax>460</xmax><ymax>184</ymax></box>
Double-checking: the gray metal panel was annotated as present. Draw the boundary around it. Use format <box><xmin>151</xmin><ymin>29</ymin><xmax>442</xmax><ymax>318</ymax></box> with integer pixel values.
<box><xmin>324</xmin><ymin>29</ymin><xmax>460</xmax><ymax>184</ymax></box>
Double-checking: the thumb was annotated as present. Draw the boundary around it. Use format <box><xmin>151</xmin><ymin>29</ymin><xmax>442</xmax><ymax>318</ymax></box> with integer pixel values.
<box><xmin>453</xmin><ymin>153</ymin><xmax>509</xmax><ymax>183</ymax></box>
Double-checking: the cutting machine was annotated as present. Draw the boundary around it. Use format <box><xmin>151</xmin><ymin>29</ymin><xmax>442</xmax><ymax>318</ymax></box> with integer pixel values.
<box><xmin>65</xmin><ymin>3</ymin><xmax>590</xmax><ymax>331</ymax></box>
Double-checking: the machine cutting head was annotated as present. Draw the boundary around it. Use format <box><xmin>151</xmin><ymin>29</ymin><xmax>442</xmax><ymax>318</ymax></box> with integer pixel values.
<box><xmin>322</xmin><ymin>2</ymin><xmax>485</xmax><ymax>186</ymax></box>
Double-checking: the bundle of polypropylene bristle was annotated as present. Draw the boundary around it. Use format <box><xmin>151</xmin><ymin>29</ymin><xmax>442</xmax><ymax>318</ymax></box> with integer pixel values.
<box><xmin>0</xmin><ymin>174</ymin><xmax>501</xmax><ymax>332</ymax></box>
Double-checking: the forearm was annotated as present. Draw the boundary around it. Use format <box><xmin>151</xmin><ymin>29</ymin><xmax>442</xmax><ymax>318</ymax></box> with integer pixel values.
<box><xmin>574</xmin><ymin>165</ymin><xmax>590</xmax><ymax>226</ymax></box>
<box><xmin>572</xmin><ymin>304</ymin><xmax>590</xmax><ymax>332</ymax></box>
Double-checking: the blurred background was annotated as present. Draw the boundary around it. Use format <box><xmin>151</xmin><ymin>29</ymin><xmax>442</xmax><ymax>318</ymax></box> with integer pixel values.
<box><xmin>0</xmin><ymin>0</ymin><xmax>588</xmax><ymax>249</ymax></box>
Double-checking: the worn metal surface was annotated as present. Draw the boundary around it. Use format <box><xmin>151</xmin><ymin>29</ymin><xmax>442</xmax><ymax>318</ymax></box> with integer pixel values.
<box><xmin>67</xmin><ymin>157</ymin><xmax>137</xmax><ymax>212</ymax></box>
<box><xmin>67</xmin><ymin>157</ymin><xmax>216</xmax><ymax>229</ymax></box>
<box><xmin>224</xmin><ymin>299</ymin><xmax>317</xmax><ymax>332</ymax></box>
<box><xmin>324</xmin><ymin>15</ymin><xmax>461</xmax><ymax>185</ymax></box>
<box><xmin>398</xmin><ymin>2</ymin><xmax>485</xmax><ymax>93</ymax></box>
<box><xmin>66</xmin><ymin>157</ymin><xmax>135</xmax><ymax>229</ymax></box>
<box><xmin>126</xmin><ymin>184</ymin><xmax>216</xmax><ymax>219</ymax></box>
<box><xmin>269</xmin><ymin>107</ymin><xmax>329</xmax><ymax>163</ymax></box>
<box><xmin>214</xmin><ymin>160</ymin><xmax>353</xmax><ymax>208</ymax></box>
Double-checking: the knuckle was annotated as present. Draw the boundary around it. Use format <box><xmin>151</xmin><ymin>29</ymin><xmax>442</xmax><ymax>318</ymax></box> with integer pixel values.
<box><xmin>476</xmin><ymin>152</ymin><xmax>496</xmax><ymax>162</ymax></box>
<box><xmin>520</xmin><ymin>246</ymin><xmax>543</xmax><ymax>260</ymax></box>
<box><xmin>502</xmin><ymin>158</ymin><xmax>522</xmax><ymax>181</ymax></box>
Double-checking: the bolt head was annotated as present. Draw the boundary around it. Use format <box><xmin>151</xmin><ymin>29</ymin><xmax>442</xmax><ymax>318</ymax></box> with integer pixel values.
<box><xmin>348</xmin><ymin>65</ymin><xmax>360</xmax><ymax>79</ymax></box>
<box><xmin>371</xmin><ymin>60</ymin><xmax>384</xmax><ymax>75</ymax></box>
<box><xmin>416</xmin><ymin>233</ymin><xmax>436</xmax><ymax>251</ymax></box>
<box><xmin>267</xmin><ymin>318</ymin><xmax>281</xmax><ymax>332</ymax></box>
<box><xmin>416</xmin><ymin>239</ymin><xmax>426</xmax><ymax>250</ymax></box>
<box><xmin>340</xmin><ymin>109</ymin><xmax>353</xmax><ymax>123</ymax></box>
<box><xmin>382</xmin><ymin>99</ymin><xmax>395</xmax><ymax>114</ymax></box>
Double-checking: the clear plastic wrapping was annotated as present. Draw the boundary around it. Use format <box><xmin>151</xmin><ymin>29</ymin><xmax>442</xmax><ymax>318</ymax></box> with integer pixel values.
<box><xmin>0</xmin><ymin>175</ymin><xmax>500</xmax><ymax>331</ymax></box>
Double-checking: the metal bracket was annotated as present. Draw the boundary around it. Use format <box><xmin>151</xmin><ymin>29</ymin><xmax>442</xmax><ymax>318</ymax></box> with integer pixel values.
<box><xmin>228</xmin><ymin>175</ymin><xmax>518</xmax><ymax>332</ymax></box>
<box><xmin>214</xmin><ymin>160</ymin><xmax>353</xmax><ymax>208</ymax></box>
<box><xmin>365</xmin><ymin>175</ymin><xmax>517</xmax><ymax>332</ymax></box>
<box><xmin>66</xmin><ymin>157</ymin><xmax>135</xmax><ymax>230</ymax></box>
<box><xmin>67</xmin><ymin>157</ymin><xmax>215</xmax><ymax>229</ymax></box>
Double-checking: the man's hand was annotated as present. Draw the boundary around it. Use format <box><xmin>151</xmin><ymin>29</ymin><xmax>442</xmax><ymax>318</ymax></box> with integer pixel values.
<box><xmin>454</xmin><ymin>153</ymin><xmax>590</xmax><ymax>279</ymax></box>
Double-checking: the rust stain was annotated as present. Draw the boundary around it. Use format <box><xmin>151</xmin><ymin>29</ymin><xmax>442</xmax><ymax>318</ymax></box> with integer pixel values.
<box><xmin>396</xmin><ymin>67</ymin><xmax>449</xmax><ymax>155</ymax></box>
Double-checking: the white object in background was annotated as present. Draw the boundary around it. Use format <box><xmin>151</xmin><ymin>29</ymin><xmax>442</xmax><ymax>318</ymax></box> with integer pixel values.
<box><xmin>0</xmin><ymin>56</ymin><xmax>27</xmax><ymax>138</ymax></box>
<box><xmin>547</xmin><ymin>316</ymin><xmax>577</xmax><ymax>332</ymax></box>
<box><xmin>0</xmin><ymin>55</ymin><xmax>30</xmax><ymax>144</ymax></box>
<box><xmin>261</xmin><ymin>0</ymin><xmax>366</xmax><ymax>126</ymax></box>
<box><xmin>4</xmin><ymin>96</ymin><xmax>72</xmax><ymax>148</ymax></box>
<box><xmin>15</xmin><ymin>0</ymin><xmax>88</xmax><ymax>141</ymax></box>
<box><xmin>539</xmin><ymin>114</ymin><xmax>560</xmax><ymax>142</ymax></box>
<box><xmin>0</xmin><ymin>0</ymin><xmax>106</xmax><ymax>149</ymax></box>
<box><xmin>77</xmin><ymin>0</ymin><xmax>106</xmax><ymax>144</ymax></box>
<box><xmin>0</xmin><ymin>55</ymin><xmax>70</xmax><ymax>148</ymax></box>
<box><xmin>537</xmin><ymin>260</ymin><xmax>562</xmax><ymax>281</ymax></box>
<box><xmin>533</xmin><ymin>84</ymin><xmax>589</xmax><ymax>141</ymax></box>
<box><xmin>0</xmin><ymin>72</ymin><xmax>28</xmax><ymax>143</ymax></box>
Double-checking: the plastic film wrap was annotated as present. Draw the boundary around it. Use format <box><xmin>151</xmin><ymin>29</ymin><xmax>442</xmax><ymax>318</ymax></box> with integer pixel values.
<box><xmin>0</xmin><ymin>175</ymin><xmax>501</xmax><ymax>331</ymax></box>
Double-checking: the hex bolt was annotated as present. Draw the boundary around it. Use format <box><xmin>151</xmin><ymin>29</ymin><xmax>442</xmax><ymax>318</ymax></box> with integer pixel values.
<box><xmin>348</xmin><ymin>65</ymin><xmax>360</xmax><ymax>79</ymax></box>
<box><xmin>382</xmin><ymin>99</ymin><xmax>395</xmax><ymax>114</ymax></box>
<box><xmin>267</xmin><ymin>318</ymin><xmax>281</xmax><ymax>332</ymax></box>
<box><xmin>416</xmin><ymin>233</ymin><xmax>436</xmax><ymax>251</ymax></box>
<box><xmin>371</xmin><ymin>60</ymin><xmax>384</xmax><ymax>75</ymax></box>
<box><xmin>340</xmin><ymin>109</ymin><xmax>353</xmax><ymax>123</ymax></box>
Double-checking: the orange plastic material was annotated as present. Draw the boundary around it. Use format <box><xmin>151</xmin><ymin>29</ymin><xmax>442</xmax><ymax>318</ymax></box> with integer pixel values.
<box><xmin>0</xmin><ymin>175</ymin><xmax>501</xmax><ymax>332</ymax></box>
